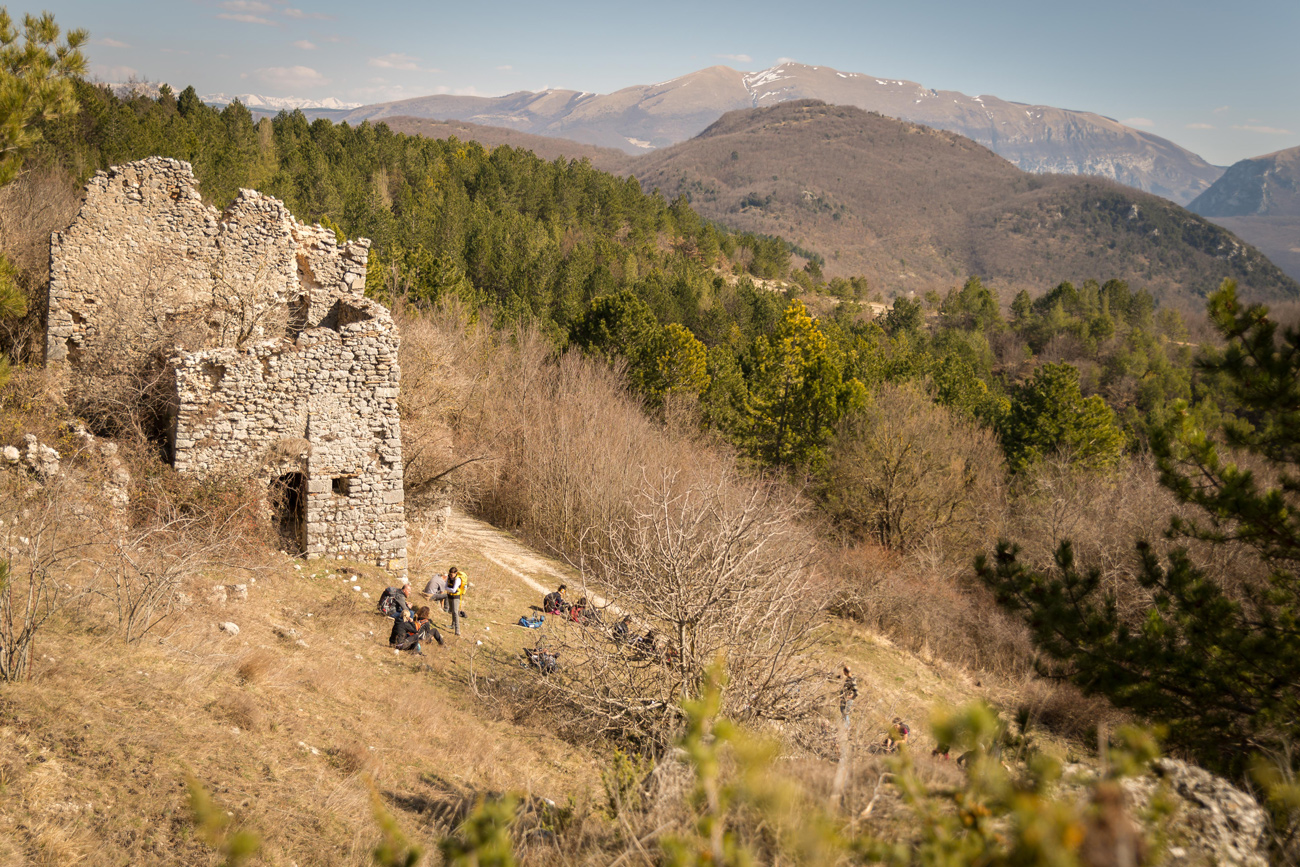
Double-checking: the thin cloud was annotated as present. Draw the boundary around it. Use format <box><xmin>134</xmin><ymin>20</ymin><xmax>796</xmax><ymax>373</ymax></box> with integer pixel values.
<box><xmin>255</xmin><ymin>65</ymin><xmax>327</xmax><ymax>90</ymax></box>
<box><xmin>217</xmin><ymin>13</ymin><xmax>277</xmax><ymax>25</ymax></box>
<box><xmin>716</xmin><ymin>53</ymin><xmax>752</xmax><ymax>63</ymax></box>
<box><xmin>496</xmin><ymin>64</ymin><xmax>513</xmax><ymax>71</ymax></box>
<box><xmin>775</xmin><ymin>57</ymin><xmax>798</xmax><ymax>64</ymax></box>
<box><xmin>1233</xmin><ymin>124</ymin><xmax>1293</xmax><ymax>135</ymax></box>
<box><xmin>1213</xmin><ymin>105</ymin><xmax>1231</xmax><ymax>114</ymax></box>
<box><xmin>369</xmin><ymin>53</ymin><xmax>436</xmax><ymax>72</ymax></box>
<box><xmin>95</xmin><ymin>64</ymin><xmax>139</xmax><ymax>81</ymax></box>
<box><xmin>1186</xmin><ymin>122</ymin><xmax>1214</xmax><ymax>130</ymax></box>
<box><xmin>221</xmin><ymin>0</ymin><xmax>273</xmax><ymax>11</ymax></box>
<box><xmin>293</xmin><ymin>39</ymin><xmax>317</xmax><ymax>50</ymax></box>
<box><xmin>283</xmin><ymin>7</ymin><xmax>334</xmax><ymax>20</ymax></box>
<box><xmin>93</xmin><ymin>37</ymin><xmax>130</xmax><ymax>48</ymax></box>
<box><xmin>1122</xmin><ymin>117</ymin><xmax>1155</xmax><ymax>128</ymax></box>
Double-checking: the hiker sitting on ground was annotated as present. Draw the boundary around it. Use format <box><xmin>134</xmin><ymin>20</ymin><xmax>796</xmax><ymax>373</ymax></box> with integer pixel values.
<box><xmin>542</xmin><ymin>584</ymin><xmax>569</xmax><ymax>614</ymax></box>
<box><xmin>571</xmin><ymin>596</ymin><xmax>600</xmax><ymax>623</ymax></box>
<box><xmin>524</xmin><ymin>645</ymin><xmax>559</xmax><ymax>674</ymax></box>
<box><xmin>390</xmin><ymin>606</ymin><xmax>443</xmax><ymax>653</ymax></box>
<box><xmin>612</xmin><ymin>614</ymin><xmax>634</xmax><ymax>643</ymax></box>
<box><xmin>421</xmin><ymin>570</ymin><xmax>448</xmax><ymax>610</ymax></box>
<box><xmin>377</xmin><ymin>579</ymin><xmax>412</xmax><ymax>619</ymax></box>
<box><xmin>884</xmin><ymin>717</ymin><xmax>911</xmax><ymax>752</ymax></box>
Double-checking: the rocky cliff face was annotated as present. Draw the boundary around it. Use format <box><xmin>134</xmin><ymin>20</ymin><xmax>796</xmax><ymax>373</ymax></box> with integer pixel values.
<box><xmin>1188</xmin><ymin>145</ymin><xmax>1300</xmax><ymax>217</ymax></box>
<box><xmin>340</xmin><ymin>62</ymin><xmax>1223</xmax><ymax>204</ymax></box>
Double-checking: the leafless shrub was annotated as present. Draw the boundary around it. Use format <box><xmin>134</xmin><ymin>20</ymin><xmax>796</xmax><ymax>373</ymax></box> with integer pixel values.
<box><xmin>534</xmin><ymin>466</ymin><xmax>828</xmax><ymax>746</ymax></box>
<box><xmin>0</xmin><ymin>471</ymin><xmax>97</xmax><ymax>682</ymax></box>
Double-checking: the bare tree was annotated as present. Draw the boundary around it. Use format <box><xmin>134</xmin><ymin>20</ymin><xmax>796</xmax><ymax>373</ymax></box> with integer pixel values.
<box><xmin>538</xmin><ymin>466</ymin><xmax>828</xmax><ymax>744</ymax></box>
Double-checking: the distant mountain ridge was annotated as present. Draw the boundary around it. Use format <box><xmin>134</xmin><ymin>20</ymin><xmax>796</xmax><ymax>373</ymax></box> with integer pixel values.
<box><xmin>340</xmin><ymin>61</ymin><xmax>1223</xmax><ymax>204</ymax></box>
<box><xmin>1188</xmin><ymin>145</ymin><xmax>1300</xmax><ymax>217</ymax></box>
<box><xmin>1188</xmin><ymin>145</ymin><xmax>1300</xmax><ymax>282</ymax></box>
<box><xmin>628</xmin><ymin>100</ymin><xmax>1296</xmax><ymax>304</ymax></box>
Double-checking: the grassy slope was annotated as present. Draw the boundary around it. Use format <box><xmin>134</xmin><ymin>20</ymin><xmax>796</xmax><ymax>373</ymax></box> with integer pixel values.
<box><xmin>0</xmin><ymin>505</ymin><xmax>1053</xmax><ymax>865</ymax></box>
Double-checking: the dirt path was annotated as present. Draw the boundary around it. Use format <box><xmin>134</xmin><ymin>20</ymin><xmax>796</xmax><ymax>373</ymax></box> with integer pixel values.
<box><xmin>432</xmin><ymin>508</ymin><xmax>619</xmax><ymax>613</ymax></box>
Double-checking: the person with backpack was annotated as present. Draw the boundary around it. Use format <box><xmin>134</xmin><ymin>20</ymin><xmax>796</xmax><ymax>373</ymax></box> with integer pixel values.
<box><xmin>443</xmin><ymin>566</ymin><xmax>465</xmax><ymax>636</ymax></box>
<box><xmin>390</xmin><ymin>605</ymin><xmax>443</xmax><ymax>653</ymax></box>
<box><xmin>542</xmin><ymin>584</ymin><xmax>569</xmax><ymax>614</ymax></box>
<box><xmin>612</xmin><ymin>614</ymin><xmax>634</xmax><ymax>643</ymax></box>
<box><xmin>377</xmin><ymin>579</ymin><xmax>412</xmax><ymax>619</ymax></box>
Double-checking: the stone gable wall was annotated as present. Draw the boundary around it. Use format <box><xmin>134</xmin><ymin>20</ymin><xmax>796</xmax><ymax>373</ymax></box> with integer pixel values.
<box><xmin>48</xmin><ymin>157</ymin><xmax>406</xmax><ymax>572</ymax></box>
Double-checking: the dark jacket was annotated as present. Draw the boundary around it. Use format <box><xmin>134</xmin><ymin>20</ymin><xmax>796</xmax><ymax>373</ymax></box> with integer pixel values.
<box><xmin>378</xmin><ymin>586</ymin><xmax>411</xmax><ymax>618</ymax></box>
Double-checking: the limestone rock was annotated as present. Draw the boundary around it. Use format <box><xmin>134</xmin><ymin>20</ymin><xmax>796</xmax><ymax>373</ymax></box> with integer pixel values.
<box><xmin>218</xmin><ymin>622</ymin><xmax>240</xmax><ymax>636</ymax></box>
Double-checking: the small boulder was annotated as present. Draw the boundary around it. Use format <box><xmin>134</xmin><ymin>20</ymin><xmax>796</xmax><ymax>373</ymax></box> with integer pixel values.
<box><xmin>218</xmin><ymin>622</ymin><xmax>240</xmax><ymax>636</ymax></box>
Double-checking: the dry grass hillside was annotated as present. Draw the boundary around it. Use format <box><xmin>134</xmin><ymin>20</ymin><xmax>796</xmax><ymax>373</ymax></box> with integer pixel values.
<box><xmin>0</xmin><ymin>484</ymin><xmax>1043</xmax><ymax>866</ymax></box>
<box><xmin>630</xmin><ymin>101</ymin><xmax>1299</xmax><ymax>306</ymax></box>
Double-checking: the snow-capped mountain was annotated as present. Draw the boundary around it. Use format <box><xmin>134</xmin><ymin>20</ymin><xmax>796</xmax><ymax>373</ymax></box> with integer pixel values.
<box><xmin>339</xmin><ymin>61</ymin><xmax>1222</xmax><ymax>204</ymax></box>
<box><xmin>202</xmin><ymin>93</ymin><xmax>362</xmax><ymax>111</ymax></box>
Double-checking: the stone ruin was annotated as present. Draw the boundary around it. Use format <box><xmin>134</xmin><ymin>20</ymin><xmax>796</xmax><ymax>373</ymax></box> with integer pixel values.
<box><xmin>45</xmin><ymin>157</ymin><xmax>407</xmax><ymax>572</ymax></box>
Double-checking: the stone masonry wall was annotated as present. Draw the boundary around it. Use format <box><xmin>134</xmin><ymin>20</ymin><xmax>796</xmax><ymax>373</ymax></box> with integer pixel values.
<box><xmin>48</xmin><ymin>157</ymin><xmax>406</xmax><ymax>572</ymax></box>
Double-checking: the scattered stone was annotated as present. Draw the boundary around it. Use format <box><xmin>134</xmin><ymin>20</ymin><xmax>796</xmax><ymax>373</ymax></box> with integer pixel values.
<box><xmin>208</xmin><ymin>585</ymin><xmax>229</xmax><ymax>604</ymax></box>
<box><xmin>226</xmin><ymin>584</ymin><xmax>248</xmax><ymax>602</ymax></box>
<box><xmin>2</xmin><ymin>445</ymin><xmax>18</xmax><ymax>464</ymax></box>
<box><xmin>218</xmin><ymin>622</ymin><xmax>240</xmax><ymax>636</ymax></box>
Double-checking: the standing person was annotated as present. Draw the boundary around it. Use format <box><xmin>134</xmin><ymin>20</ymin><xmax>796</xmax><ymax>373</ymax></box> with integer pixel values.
<box><xmin>839</xmin><ymin>666</ymin><xmax>858</xmax><ymax>724</ymax></box>
<box><xmin>444</xmin><ymin>566</ymin><xmax>465</xmax><ymax>636</ymax></box>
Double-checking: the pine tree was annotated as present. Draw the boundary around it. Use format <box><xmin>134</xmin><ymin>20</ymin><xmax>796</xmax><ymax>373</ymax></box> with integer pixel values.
<box><xmin>977</xmin><ymin>281</ymin><xmax>1300</xmax><ymax>772</ymax></box>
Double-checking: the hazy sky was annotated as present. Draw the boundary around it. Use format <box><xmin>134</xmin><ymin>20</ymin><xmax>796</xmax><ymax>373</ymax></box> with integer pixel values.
<box><xmin>45</xmin><ymin>0</ymin><xmax>1298</xmax><ymax>166</ymax></box>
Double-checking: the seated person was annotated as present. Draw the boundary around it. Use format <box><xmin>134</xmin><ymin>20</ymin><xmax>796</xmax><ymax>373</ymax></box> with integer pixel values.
<box><xmin>390</xmin><ymin>605</ymin><xmax>443</xmax><ymax>652</ymax></box>
<box><xmin>542</xmin><ymin>584</ymin><xmax>570</xmax><ymax>614</ymax></box>
<box><xmin>612</xmin><ymin>614</ymin><xmax>634</xmax><ymax>643</ymax></box>
<box><xmin>569</xmin><ymin>596</ymin><xmax>588</xmax><ymax>622</ymax></box>
<box><xmin>884</xmin><ymin>717</ymin><xmax>911</xmax><ymax>752</ymax></box>
<box><xmin>523</xmin><ymin>646</ymin><xmax>559</xmax><ymax>674</ymax></box>
<box><xmin>377</xmin><ymin>581</ymin><xmax>412</xmax><ymax>619</ymax></box>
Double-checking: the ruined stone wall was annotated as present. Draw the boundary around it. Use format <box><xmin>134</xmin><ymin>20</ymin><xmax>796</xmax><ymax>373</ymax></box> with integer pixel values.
<box><xmin>47</xmin><ymin>156</ymin><xmax>370</xmax><ymax>366</ymax></box>
<box><xmin>49</xmin><ymin>157</ymin><xmax>406</xmax><ymax>572</ymax></box>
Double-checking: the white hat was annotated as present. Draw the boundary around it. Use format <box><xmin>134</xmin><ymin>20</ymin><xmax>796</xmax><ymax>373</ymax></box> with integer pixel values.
<box><xmin>399</xmin><ymin>576</ymin><xmax>410</xmax><ymax>586</ymax></box>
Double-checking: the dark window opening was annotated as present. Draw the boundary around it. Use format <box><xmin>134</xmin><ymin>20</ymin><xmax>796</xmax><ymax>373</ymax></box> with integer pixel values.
<box><xmin>332</xmin><ymin>476</ymin><xmax>351</xmax><ymax>496</ymax></box>
<box><xmin>270</xmin><ymin>472</ymin><xmax>306</xmax><ymax>555</ymax></box>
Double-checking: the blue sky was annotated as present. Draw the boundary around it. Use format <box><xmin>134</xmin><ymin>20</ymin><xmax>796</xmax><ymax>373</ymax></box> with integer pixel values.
<box><xmin>44</xmin><ymin>0</ymin><xmax>1299</xmax><ymax>166</ymax></box>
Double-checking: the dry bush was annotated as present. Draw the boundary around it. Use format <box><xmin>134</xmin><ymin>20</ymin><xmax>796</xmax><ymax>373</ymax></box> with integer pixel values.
<box><xmin>325</xmin><ymin>740</ymin><xmax>375</xmax><ymax>777</ymax></box>
<box><xmin>821</xmin><ymin>381</ymin><xmax>1006</xmax><ymax>552</ymax></box>
<box><xmin>536</xmin><ymin>466</ymin><xmax>827</xmax><ymax>746</ymax></box>
<box><xmin>400</xmin><ymin>300</ymin><xmax>833</xmax><ymax>745</ymax></box>
<box><xmin>0</xmin><ymin>469</ymin><xmax>102</xmax><ymax>681</ymax></box>
<box><xmin>211</xmin><ymin>690</ymin><xmax>264</xmax><ymax>732</ymax></box>
<box><xmin>1015</xmin><ymin>678</ymin><xmax>1128</xmax><ymax>744</ymax></box>
<box><xmin>998</xmin><ymin>451</ymin><xmax>1264</xmax><ymax>625</ymax></box>
<box><xmin>235</xmin><ymin>649</ymin><xmax>276</xmax><ymax>686</ymax></box>
<box><xmin>829</xmin><ymin>541</ymin><xmax>1035</xmax><ymax>676</ymax></box>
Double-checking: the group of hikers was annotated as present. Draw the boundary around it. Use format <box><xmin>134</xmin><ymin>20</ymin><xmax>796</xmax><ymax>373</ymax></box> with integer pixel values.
<box><xmin>376</xmin><ymin>572</ymin><xmax>914</xmax><ymax>751</ymax></box>
<box><xmin>376</xmin><ymin>565</ymin><xmax>468</xmax><ymax>655</ymax></box>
